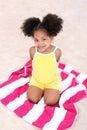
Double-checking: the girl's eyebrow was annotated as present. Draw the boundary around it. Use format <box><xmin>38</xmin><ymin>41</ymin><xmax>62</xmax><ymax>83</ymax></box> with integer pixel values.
<box><xmin>34</xmin><ymin>37</ymin><xmax>38</xmax><ymax>40</ymax></box>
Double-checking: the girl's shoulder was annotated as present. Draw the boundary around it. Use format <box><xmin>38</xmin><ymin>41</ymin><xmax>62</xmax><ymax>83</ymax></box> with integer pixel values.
<box><xmin>29</xmin><ymin>46</ymin><xmax>35</xmax><ymax>52</ymax></box>
<box><xmin>55</xmin><ymin>47</ymin><xmax>62</xmax><ymax>54</ymax></box>
<box><xmin>51</xmin><ymin>45</ymin><xmax>61</xmax><ymax>53</ymax></box>
<box><xmin>54</xmin><ymin>46</ymin><xmax>62</xmax><ymax>62</ymax></box>
<box><xmin>29</xmin><ymin>46</ymin><xmax>36</xmax><ymax>59</ymax></box>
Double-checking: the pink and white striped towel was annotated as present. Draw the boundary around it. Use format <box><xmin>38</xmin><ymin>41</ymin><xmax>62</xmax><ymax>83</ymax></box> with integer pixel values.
<box><xmin>0</xmin><ymin>60</ymin><xmax>87</xmax><ymax>130</ymax></box>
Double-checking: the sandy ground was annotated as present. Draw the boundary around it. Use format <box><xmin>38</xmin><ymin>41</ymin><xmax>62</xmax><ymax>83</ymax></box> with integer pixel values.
<box><xmin>0</xmin><ymin>0</ymin><xmax>87</xmax><ymax>129</ymax></box>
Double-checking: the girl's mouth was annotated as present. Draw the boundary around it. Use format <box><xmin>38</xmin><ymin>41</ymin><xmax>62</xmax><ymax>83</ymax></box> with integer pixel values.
<box><xmin>38</xmin><ymin>46</ymin><xmax>45</xmax><ymax>49</ymax></box>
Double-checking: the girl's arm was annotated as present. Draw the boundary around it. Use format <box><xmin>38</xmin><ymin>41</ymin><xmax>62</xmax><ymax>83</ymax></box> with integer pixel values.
<box><xmin>55</xmin><ymin>48</ymin><xmax>62</xmax><ymax>62</ymax></box>
<box><xmin>29</xmin><ymin>46</ymin><xmax>35</xmax><ymax>60</ymax></box>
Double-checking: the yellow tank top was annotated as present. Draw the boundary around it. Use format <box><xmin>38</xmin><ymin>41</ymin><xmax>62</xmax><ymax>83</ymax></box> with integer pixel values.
<box><xmin>32</xmin><ymin>48</ymin><xmax>61</xmax><ymax>83</ymax></box>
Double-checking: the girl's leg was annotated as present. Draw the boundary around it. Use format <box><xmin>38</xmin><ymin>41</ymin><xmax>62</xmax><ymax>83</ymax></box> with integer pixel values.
<box><xmin>27</xmin><ymin>85</ymin><xmax>43</xmax><ymax>104</ymax></box>
<box><xmin>44</xmin><ymin>89</ymin><xmax>60</xmax><ymax>105</ymax></box>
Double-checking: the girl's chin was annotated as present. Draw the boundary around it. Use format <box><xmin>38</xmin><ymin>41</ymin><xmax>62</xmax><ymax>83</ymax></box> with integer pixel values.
<box><xmin>37</xmin><ymin>48</ymin><xmax>45</xmax><ymax>53</ymax></box>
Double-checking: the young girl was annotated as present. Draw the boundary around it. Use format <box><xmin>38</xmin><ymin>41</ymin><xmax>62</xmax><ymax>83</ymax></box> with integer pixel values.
<box><xmin>21</xmin><ymin>13</ymin><xmax>63</xmax><ymax>105</ymax></box>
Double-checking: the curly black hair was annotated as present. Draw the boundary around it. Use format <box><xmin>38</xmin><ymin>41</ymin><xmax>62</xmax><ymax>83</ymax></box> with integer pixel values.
<box><xmin>21</xmin><ymin>13</ymin><xmax>63</xmax><ymax>37</ymax></box>
<box><xmin>21</xmin><ymin>17</ymin><xmax>41</xmax><ymax>36</ymax></box>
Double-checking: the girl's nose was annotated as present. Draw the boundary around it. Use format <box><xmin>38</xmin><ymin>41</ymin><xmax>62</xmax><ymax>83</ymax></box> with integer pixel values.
<box><xmin>35</xmin><ymin>42</ymin><xmax>41</xmax><ymax>47</ymax></box>
<box><xmin>38</xmin><ymin>41</ymin><xmax>43</xmax><ymax>45</ymax></box>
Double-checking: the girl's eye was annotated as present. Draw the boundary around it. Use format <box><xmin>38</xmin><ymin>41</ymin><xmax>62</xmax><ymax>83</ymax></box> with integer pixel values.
<box><xmin>43</xmin><ymin>38</ymin><xmax>46</xmax><ymax>41</ymax></box>
<box><xmin>34</xmin><ymin>39</ymin><xmax>38</xmax><ymax>42</ymax></box>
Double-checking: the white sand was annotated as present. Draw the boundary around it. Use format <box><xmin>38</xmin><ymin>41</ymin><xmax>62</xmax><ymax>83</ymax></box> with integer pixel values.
<box><xmin>0</xmin><ymin>0</ymin><xmax>87</xmax><ymax>129</ymax></box>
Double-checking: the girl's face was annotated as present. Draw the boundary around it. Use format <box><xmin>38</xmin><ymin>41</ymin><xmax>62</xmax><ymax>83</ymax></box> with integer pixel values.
<box><xmin>33</xmin><ymin>29</ymin><xmax>54</xmax><ymax>53</ymax></box>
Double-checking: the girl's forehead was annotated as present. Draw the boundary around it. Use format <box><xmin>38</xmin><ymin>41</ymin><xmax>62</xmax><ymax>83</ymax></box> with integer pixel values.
<box><xmin>34</xmin><ymin>29</ymin><xmax>47</xmax><ymax>35</ymax></box>
<box><xmin>34</xmin><ymin>29</ymin><xmax>48</xmax><ymax>37</ymax></box>
<box><xmin>33</xmin><ymin>29</ymin><xmax>54</xmax><ymax>40</ymax></box>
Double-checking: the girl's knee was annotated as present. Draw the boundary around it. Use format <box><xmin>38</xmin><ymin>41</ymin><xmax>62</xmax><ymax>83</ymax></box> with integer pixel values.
<box><xmin>27</xmin><ymin>85</ymin><xmax>43</xmax><ymax>104</ymax></box>
<box><xmin>44</xmin><ymin>90</ymin><xmax>60</xmax><ymax>105</ymax></box>
<box><xmin>44</xmin><ymin>98</ymin><xmax>59</xmax><ymax>106</ymax></box>
<box><xmin>27</xmin><ymin>93</ymin><xmax>39</xmax><ymax>103</ymax></box>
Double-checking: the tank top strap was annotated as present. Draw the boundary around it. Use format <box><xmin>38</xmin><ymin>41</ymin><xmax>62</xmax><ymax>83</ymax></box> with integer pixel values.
<box><xmin>35</xmin><ymin>47</ymin><xmax>38</xmax><ymax>53</ymax></box>
<box><xmin>53</xmin><ymin>47</ymin><xmax>58</xmax><ymax>53</ymax></box>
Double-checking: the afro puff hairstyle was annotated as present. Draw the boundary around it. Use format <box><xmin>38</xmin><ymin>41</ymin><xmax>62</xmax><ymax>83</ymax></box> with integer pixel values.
<box><xmin>21</xmin><ymin>13</ymin><xmax>63</xmax><ymax>37</ymax></box>
<box><xmin>21</xmin><ymin>17</ymin><xmax>41</xmax><ymax>36</ymax></box>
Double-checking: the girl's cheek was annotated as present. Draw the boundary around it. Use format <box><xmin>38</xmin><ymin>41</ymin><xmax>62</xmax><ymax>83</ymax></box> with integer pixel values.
<box><xmin>34</xmin><ymin>43</ymin><xmax>38</xmax><ymax>47</ymax></box>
